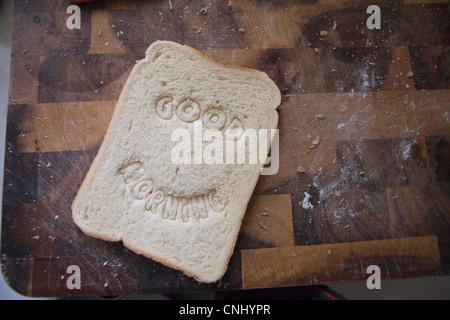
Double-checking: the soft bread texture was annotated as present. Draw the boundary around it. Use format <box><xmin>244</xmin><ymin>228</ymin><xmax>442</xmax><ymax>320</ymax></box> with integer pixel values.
<box><xmin>71</xmin><ymin>41</ymin><xmax>281</xmax><ymax>283</ymax></box>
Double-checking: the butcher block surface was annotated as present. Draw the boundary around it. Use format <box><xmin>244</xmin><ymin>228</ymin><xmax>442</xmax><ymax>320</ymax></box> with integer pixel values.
<box><xmin>1</xmin><ymin>0</ymin><xmax>449</xmax><ymax>296</ymax></box>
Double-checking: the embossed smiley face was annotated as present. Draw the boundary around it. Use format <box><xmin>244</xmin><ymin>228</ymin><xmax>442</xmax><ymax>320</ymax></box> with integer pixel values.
<box><xmin>71</xmin><ymin>41</ymin><xmax>281</xmax><ymax>284</ymax></box>
<box><xmin>111</xmin><ymin>93</ymin><xmax>257</xmax><ymax>224</ymax></box>
<box><xmin>155</xmin><ymin>96</ymin><xmax>245</xmax><ymax>139</ymax></box>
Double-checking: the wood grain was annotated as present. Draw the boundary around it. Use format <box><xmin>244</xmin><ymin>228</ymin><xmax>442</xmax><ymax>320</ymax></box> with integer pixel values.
<box><xmin>2</xmin><ymin>0</ymin><xmax>450</xmax><ymax>296</ymax></box>
<box><xmin>238</xmin><ymin>194</ymin><xmax>295</xmax><ymax>249</ymax></box>
<box><xmin>241</xmin><ymin>236</ymin><xmax>442</xmax><ymax>289</ymax></box>
<box><xmin>7</xmin><ymin>101</ymin><xmax>115</xmax><ymax>153</ymax></box>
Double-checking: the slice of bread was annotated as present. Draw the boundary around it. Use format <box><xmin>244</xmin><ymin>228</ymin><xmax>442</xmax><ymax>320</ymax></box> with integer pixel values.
<box><xmin>71</xmin><ymin>41</ymin><xmax>281</xmax><ymax>283</ymax></box>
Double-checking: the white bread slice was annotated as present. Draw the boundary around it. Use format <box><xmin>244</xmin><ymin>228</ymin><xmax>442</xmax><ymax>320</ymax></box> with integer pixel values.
<box><xmin>71</xmin><ymin>41</ymin><xmax>281</xmax><ymax>283</ymax></box>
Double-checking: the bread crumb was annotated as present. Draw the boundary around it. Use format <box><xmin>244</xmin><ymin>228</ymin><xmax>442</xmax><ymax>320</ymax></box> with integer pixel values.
<box><xmin>407</xmin><ymin>71</ymin><xmax>414</xmax><ymax>78</ymax></box>
<box><xmin>259</xmin><ymin>221</ymin><xmax>267</xmax><ymax>230</ymax></box>
<box><xmin>239</xmin><ymin>27</ymin><xmax>245</xmax><ymax>33</ymax></box>
<box><xmin>309</xmin><ymin>136</ymin><xmax>321</xmax><ymax>148</ymax></box>
<box><xmin>218</xmin><ymin>279</ymin><xmax>229</xmax><ymax>289</ymax></box>
<box><xmin>315</xmin><ymin>114</ymin><xmax>325</xmax><ymax>120</ymax></box>
<box><xmin>199</xmin><ymin>7</ymin><xmax>209</xmax><ymax>15</ymax></box>
<box><xmin>320</xmin><ymin>30</ymin><xmax>329</xmax><ymax>37</ymax></box>
<box><xmin>333</xmin><ymin>20</ymin><xmax>338</xmax><ymax>30</ymax></box>
<box><xmin>32</xmin><ymin>235</ymin><xmax>40</xmax><ymax>240</ymax></box>
<box><xmin>297</xmin><ymin>164</ymin><xmax>306</xmax><ymax>173</ymax></box>
<box><xmin>312</xmin><ymin>135</ymin><xmax>321</xmax><ymax>145</ymax></box>
<box><xmin>314</xmin><ymin>48</ymin><xmax>321</xmax><ymax>55</ymax></box>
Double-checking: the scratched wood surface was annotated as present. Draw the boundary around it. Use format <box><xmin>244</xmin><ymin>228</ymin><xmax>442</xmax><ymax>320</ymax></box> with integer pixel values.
<box><xmin>1</xmin><ymin>0</ymin><xmax>449</xmax><ymax>297</ymax></box>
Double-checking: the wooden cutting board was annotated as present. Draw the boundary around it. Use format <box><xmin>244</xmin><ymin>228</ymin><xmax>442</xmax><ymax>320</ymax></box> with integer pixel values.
<box><xmin>2</xmin><ymin>0</ymin><xmax>449</xmax><ymax>297</ymax></box>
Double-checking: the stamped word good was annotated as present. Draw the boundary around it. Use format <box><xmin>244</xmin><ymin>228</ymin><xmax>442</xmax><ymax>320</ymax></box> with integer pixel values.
<box><xmin>155</xmin><ymin>96</ymin><xmax>245</xmax><ymax>140</ymax></box>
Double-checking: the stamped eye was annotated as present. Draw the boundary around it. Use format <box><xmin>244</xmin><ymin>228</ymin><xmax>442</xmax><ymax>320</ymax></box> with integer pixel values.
<box><xmin>225</xmin><ymin>117</ymin><xmax>244</xmax><ymax>140</ymax></box>
<box><xmin>155</xmin><ymin>97</ymin><xmax>174</xmax><ymax>120</ymax></box>
<box><xmin>202</xmin><ymin>107</ymin><xmax>227</xmax><ymax>131</ymax></box>
<box><xmin>176</xmin><ymin>99</ymin><xmax>201</xmax><ymax>123</ymax></box>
